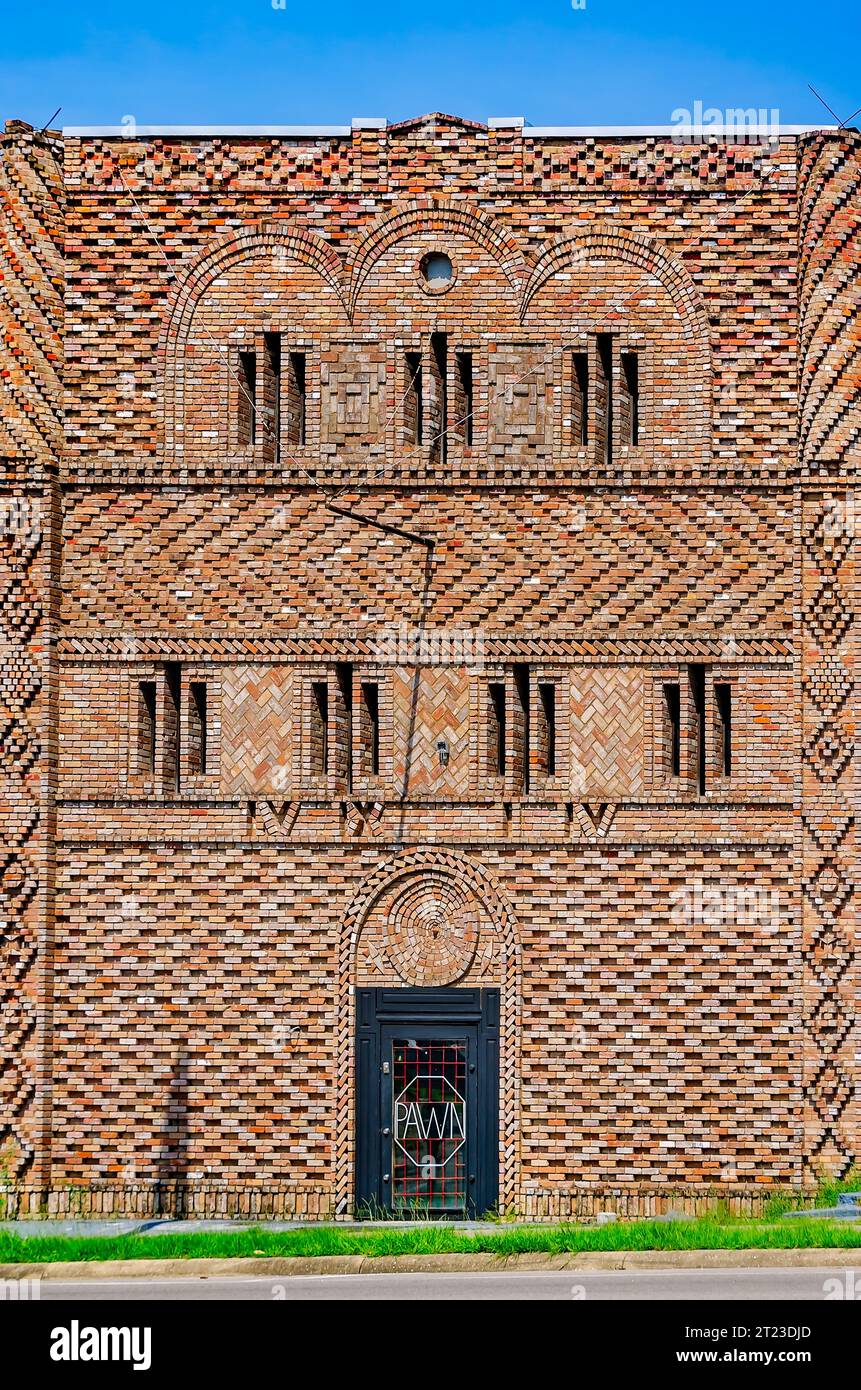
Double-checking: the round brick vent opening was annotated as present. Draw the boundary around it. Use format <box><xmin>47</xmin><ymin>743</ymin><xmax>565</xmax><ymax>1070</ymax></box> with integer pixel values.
<box><xmin>419</xmin><ymin>251</ymin><xmax>455</xmax><ymax>292</ymax></box>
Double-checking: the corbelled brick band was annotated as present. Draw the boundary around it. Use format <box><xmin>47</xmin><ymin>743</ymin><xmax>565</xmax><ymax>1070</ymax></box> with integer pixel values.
<box><xmin>0</xmin><ymin>113</ymin><xmax>858</xmax><ymax>1218</ymax></box>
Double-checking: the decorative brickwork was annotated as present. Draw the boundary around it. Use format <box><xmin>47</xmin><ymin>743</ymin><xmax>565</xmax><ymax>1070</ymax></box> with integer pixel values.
<box><xmin>798</xmin><ymin>132</ymin><xmax>861</xmax><ymax>480</ymax></box>
<box><xmin>799</xmin><ymin>498</ymin><xmax>856</xmax><ymax>1177</ymax></box>
<box><xmin>338</xmin><ymin>848</ymin><xmax>521</xmax><ymax>1215</ymax></box>
<box><xmin>0</xmin><ymin>127</ymin><xmax>61</xmax><ymax>1192</ymax></box>
<box><xmin>797</xmin><ymin>131</ymin><xmax>859</xmax><ymax>1180</ymax></box>
<box><xmin>1</xmin><ymin>116</ymin><xmax>858</xmax><ymax>1217</ymax></box>
<box><xmin>58</xmin><ymin>490</ymin><xmax>795</xmax><ymax>633</ymax></box>
<box><xmin>383</xmin><ymin>877</ymin><xmax>481</xmax><ymax>985</ymax></box>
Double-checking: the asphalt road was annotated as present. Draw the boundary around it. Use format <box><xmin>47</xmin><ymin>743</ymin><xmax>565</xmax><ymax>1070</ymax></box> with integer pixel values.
<box><xmin>38</xmin><ymin>1267</ymin><xmax>849</xmax><ymax>1300</ymax></box>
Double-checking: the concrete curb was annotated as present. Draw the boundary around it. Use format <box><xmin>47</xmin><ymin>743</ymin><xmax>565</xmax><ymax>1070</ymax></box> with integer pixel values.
<box><xmin>2</xmin><ymin>1247</ymin><xmax>860</xmax><ymax>1281</ymax></box>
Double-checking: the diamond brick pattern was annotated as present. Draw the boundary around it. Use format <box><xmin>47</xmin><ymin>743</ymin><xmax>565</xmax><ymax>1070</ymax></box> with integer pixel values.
<box><xmin>803</xmin><ymin>718</ymin><xmax>853</xmax><ymax>783</ymax></box>
<box><xmin>803</xmin><ymin>654</ymin><xmax>853</xmax><ymax>719</ymax></box>
<box><xmin>0</xmin><ymin>138</ymin><xmax>63</xmax><ymax>487</ymax></box>
<box><xmin>800</xmin><ymin>489</ymin><xmax>856</xmax><ymax>1174</ymax></box>
<box><xmin>802</xmin><ymin>577</ymin><xmax>852</xmax><ymax>646</ymax></box>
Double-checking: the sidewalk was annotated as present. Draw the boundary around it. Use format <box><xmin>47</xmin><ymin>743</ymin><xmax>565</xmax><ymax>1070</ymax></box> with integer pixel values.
<box><xmin>3</xmin><ymin>1247</ymin><xmax>861</xmax><ymax>1282</ymax></box>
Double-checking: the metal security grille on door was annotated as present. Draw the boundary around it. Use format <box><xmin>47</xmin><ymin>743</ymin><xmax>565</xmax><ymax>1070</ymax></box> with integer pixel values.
<box><xmin>355</xmin><ymin>988</ymin><xmax>500</xmax><ymax>1219</ymax></box>
<box><xmin>392</xmin><ymin>1039</ymin><xmax>467</xmax><ymax>1212</ymax></box>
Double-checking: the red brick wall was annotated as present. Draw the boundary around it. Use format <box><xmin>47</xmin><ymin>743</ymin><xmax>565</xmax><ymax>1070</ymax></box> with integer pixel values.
<box><xmin>797</xmin><ymin>130</ymin><xmax>860</xmax><ymax>1182</ymax></box>
<box><xmin>62</xmin><ymin>125</ymin><xmax>799</xmax><ymax>487</ymax></box>
<box><xmin>1</xmin><ymin>115</ymin><xmax>858</xmax><ymax>1217</ymax></box>
<box><xmin>0</xmin><ymin>126</ymin><xmax>62</xmax><ymax>1197</ymax></box>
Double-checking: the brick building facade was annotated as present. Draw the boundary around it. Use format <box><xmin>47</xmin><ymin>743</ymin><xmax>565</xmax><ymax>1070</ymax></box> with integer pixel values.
<box><xmin>0</xmin><ymin>113</ymin><xmax>857</xmax><ymax>1218</ymax></box>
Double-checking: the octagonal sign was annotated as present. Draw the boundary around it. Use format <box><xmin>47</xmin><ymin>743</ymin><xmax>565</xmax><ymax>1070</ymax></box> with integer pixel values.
<box><xmin>393</xmin><ymin>1074</ymin><xmax>466</xmax><ymax>1168</ymax></box>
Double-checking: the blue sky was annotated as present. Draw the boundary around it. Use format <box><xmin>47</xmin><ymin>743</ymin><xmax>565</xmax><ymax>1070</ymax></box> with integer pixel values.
<box><xmin>1</xmin><ymin>0</ymin><xmax>858</xmax><ymax>129</ymax></box>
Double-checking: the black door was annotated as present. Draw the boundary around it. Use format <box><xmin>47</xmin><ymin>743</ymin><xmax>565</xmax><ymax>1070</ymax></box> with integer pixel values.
<box><xmin>355</xmin><ymin>988</ymin><xmax>500</xmax><ymax>1218</ymax></box>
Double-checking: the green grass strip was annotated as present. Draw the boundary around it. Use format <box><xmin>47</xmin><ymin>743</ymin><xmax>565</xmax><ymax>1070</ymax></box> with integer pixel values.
<box><xmin>1</xmin><ymin>1219</ymin><xmax>860</xmax><ymax>1265</ymax></box>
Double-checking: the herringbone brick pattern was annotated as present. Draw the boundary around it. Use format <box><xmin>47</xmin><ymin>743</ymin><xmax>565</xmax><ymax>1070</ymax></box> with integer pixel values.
<box><xmin>220</xmin><ymin>666</ymin><xmax>294</xmax><ymax>796</ymax></box>
<box><xmin>59</xmin><ymin>490</ymin><xmax>795</xmax><ymax>634</ymax></box>
<box><xmin>392</xmin><ymin>668</ymin><xmax>471</xmax><ymax>798</ymax></box>
<box><xmin>569</xmin><ymin>667</ymin><xmax>644</xmax><ymax>799</ymax></box>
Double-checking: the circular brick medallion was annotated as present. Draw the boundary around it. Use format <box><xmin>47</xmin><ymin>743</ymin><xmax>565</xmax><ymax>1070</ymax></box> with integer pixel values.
<box><xmin>385</xmin><ymin>876</ymin><xmax>479</xmax><ymax>985</ymax></box>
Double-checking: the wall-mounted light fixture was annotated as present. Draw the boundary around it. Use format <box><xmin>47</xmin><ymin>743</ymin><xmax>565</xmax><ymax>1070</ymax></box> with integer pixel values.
<box><xmin>437</xmin><ymin>737</ymin><xmax>450</xmax><ymax>767</ymax></box>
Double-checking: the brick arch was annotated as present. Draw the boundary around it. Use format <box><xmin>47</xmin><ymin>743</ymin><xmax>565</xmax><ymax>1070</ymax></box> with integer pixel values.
<box><xmin>348</xmin><ymin>199</ymin><xmax>529</xmax><ymax>316</ymax></box>
<box><xmin>160</xmin><ymin>222</ymin><xmax>348</xmax><ymax>469</ymax></box>
<box><xmin>334</xmin><ymin>848</ymin><xmax>521</xmax><ymax>1216</ymax></box>
<box><xmin>521</xmin><ymin>223</ymin><xmax>712</xmax><ymax>373</ymax></box>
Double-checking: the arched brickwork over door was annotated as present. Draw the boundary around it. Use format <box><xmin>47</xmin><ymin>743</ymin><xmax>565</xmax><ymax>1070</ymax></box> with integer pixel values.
<box><xmin>335</xmin><ymin>849</ymin><xmax>521</xmax><ymax>1216</ymax></box>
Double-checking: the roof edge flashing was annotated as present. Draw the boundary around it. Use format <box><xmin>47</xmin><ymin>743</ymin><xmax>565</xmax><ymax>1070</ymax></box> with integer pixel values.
<box><xmin>527</xmin><ymin>123</ymin><xmax>838</xmax><ymax>137</ymax></box>
<box><xmin>61</xmin><ymin>121</ymin><xmax>841</xmax><ymax>140</ymax></box>
<box><xmin>62</xmin><ymin>124</ymin><xmax>353</xmax><ymax>138</ymax></box>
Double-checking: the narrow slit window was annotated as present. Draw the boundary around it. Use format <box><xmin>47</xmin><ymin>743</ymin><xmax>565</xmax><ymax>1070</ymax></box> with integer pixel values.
<box><xmin>430</xmin><ymin>333</ymin><xmax>447</xmax><ymax>465</ymax></box>
<box><xmin>237</xmin><ymin>350</ymin><xmax>257</xmax><ymax>447</ymax></box>
<box><xmin>663</xmin><ymin>682</ymin><xmax>681</xmax><ymax>779</ymax></box>
<box><xmin>621</xmin><ymin>351</ymin><xmax>639</xmax><ymax>446</ymax></box>
<box><xmin>405</xmin><ymin>351</ymin><xmax>423</xmax><ymax>446</ymax></box>
<box><xmin>336</xmin><ymin>663</ymin><xmax>353</xmax><ymax>789</ymax></box>
<box><xmin>715</xmin><ymin>683</ymin><xmax>732</xmax><ymax>777</ymax></box>
<box><xmin>360</xmin><ymin>682</ymin><xmax>380</xmax><ymax>777</ymax></box>
<box><xmin>689</xmin><ymin>664</ymin><xmax>706</xmax><ymax>796</ymax></box>
<box><xmin>572</xmin><ymin>351</ymin><xmax>589</xmax><ymax>446</ymax></box>
<box><xmin>188</xmin><ymin>682</ymin><xmax>208</xmax><ymax>776</ymax></box>
<box><xmin>514</xmin><ymin>663</ymin><xmax>530</xmax><ymax>794</ymax></box>
<box><xmin>488</xmin><ymin>683</ymin><xmax>506</xmax><ymax>777</ymax></box>
<box><xmin>597</xmin><ymin>334</ymin><xmax>613</xmax><ymax>466</ymax></box>
<box><xmin>287</xmin><ymin>350</ymin><xmax>306</xmax><ymax>446</ymax></box>
<box><xmin>137</xmin><ymin>681</ymin><xmax>157</xmax><ymax>776</ymax></box>
<box><xmin>263</xmin><ymin>333</ymin><xmax>281</xmax><ymax>464</ymax></box>
<box><xmin>454</xmin><ymin>351</ymin><xmax>474</xmax><ymax>447</ymax></box>
<box><xmin>164</xmin><ymin>662</ymin><xmax>181</xmax><ymax>792</ymax></box>
<box><xmin>310</xmin><ymin>680</ymin><xmax>329</xmax><ymax>777</ymax></box>
<box><xmin>538</xmin><ymin>683</ymin><xmax>556</xmax><ymax>777</ymax></box>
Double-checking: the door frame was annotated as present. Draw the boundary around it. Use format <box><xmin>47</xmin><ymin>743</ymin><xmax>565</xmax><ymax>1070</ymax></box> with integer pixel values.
<box><xmin>355</xmin><ymin>987</ymin><xmax>500</xmax><ymax>1218</ymax></box>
